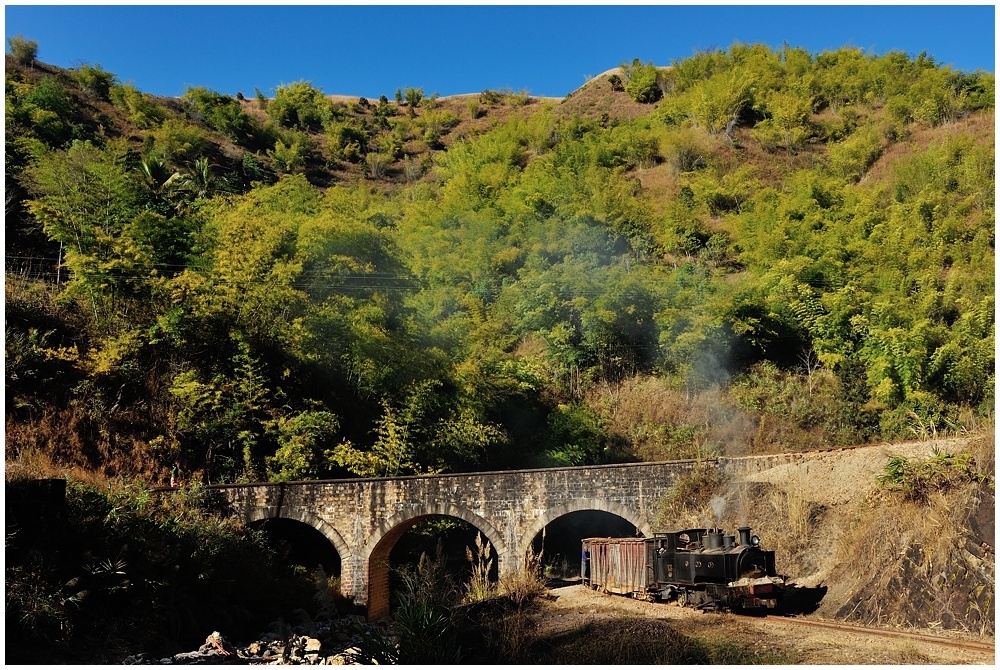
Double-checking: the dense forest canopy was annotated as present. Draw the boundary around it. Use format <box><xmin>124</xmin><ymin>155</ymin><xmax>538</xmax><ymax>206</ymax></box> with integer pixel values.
<box><xmin>5</xmin><ymin>41</ymin><xmax>995</xmax><ymax>484</ymax></box>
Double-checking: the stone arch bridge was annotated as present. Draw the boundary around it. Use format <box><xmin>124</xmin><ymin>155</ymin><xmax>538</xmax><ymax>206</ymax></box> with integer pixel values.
<box><xmin>207</xmin><ymin>460</ymin><xmax>710</xmax><ymax>620</ymax></box>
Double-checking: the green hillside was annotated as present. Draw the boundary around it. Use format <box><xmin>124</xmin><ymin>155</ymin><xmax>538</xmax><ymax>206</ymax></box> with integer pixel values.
<box><xmin>6</xmin><ymin>43</ymin><xmax>995</xmax><ymax>486</ymax></box>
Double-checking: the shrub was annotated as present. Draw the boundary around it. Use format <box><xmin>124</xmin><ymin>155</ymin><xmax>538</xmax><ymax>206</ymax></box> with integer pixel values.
<box><xmin>268</xmin><ymin>81</ymin><xmax>333</xmax><ymax>131</ymax></box>
<box><xmin>267</xmin><ymin>130</ymin><xmax>309</xmax><ymax>174</ymax></box>
<box><xmin>109</xmin><ymin>83</ymin><xmax>165</xmax><ymax>129</ymax></box>
<box><xmin>22</xmin><ymin>76</ymin><xmax>73</xmax><ymax>145</ymax></box>
<box><xmin>183</xmin><ymin>86</ymin><xmax>256</xmax><ymax>142</ymax></box>
<box><xmin>348</xmin><ymin>548</ymin><xmax>463</xmax><ymax>664</ymax></box>
<box><xmin>463</xmin><ymin>532</ymin><xmax>495</xmax><ymax>603</ymax></box>
<box><xmin>877</xmin><ymin>450</ymin><xmax>990</xmax><ymax>501</ymax></box>
<box><xmin>467</xmin><ymin>99</ymin><xmax>482</xmax><ymax>119</ymax></box>
<box><xmin>72</xmin><ymin>63</ymin><xmax>117</xmax><ymax>100</ymax></box>
<box><xmin>827</xmin><ymin>124</ymin><xmax>885</xmax><ymax>181</ymax></box>
<box><xmin>365</xmin><ymin>151</ymin><xmax>392</xmax><ymax>179</ymax></box>
<box><xmin>326</xmin><ymin>120</ymin><xmax>368</xmax><ymax>159</ymax></box>
<box><xmin>241</xmin><ymin>151</ymin><xmax>270</xmax><ymax>184</ymax></box>
<box><xmin>150</xmin><ymin>119</ymin><xmax>209</xmax><ymax>164</ymax></box>
<box><xmin>479</xmin><ymin>89</ymin><xmax>503</xmax><ymax>105</ymax></box>
<box><xmin>24</xmin><ymin>75</ymin><xmax>72</xmax><ymax>116</ymax></box>
<box><xmin>620</xmin><ymin>59</ymin><xmax>663</xmax><ymax>103</ymax></box>
<box><xmin>254</xmin><ymin>87</ymin><xmax>268</xmax><ymax>110</ymax></box>
<box><xmin>404</xmin><ymin>87</ymin><xmax>424</xmax><ymax>110</ymax></box>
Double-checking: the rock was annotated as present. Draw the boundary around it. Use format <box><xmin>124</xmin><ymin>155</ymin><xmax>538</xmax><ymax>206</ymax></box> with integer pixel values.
<box><xmin>304</xmin><ymin>638</ymin><xmax>323</xmax><ymax>653</ymax></box>
<box><xmin>122</xmin><ymin>652</ymin><xmax>158</xmax><ymax>664</ymax></box>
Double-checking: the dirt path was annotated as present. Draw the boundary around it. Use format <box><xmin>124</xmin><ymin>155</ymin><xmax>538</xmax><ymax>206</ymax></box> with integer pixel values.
<box><xmin>537</xmin><ymin>582</ymin><xmax>995</xmax><ymax>665</ymax></box>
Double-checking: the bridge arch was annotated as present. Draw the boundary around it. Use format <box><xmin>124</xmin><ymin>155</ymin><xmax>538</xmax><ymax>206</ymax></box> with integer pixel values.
<box><xmin>362</xmin><ymin>503</ymin><xmax>508</xmax><ymax>620</ymax></box>
<box><xmin>245</xmin><ymin>506</ymin><xmax>351</xmax><ymax>569</ymax></box>
<box><xmin>515</xmin><ymin>499</ymin><xmax>653</xmax><ymax>564</ymax></box>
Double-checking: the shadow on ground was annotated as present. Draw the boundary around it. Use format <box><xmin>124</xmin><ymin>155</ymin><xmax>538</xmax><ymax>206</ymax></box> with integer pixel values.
<box><xmin>777</xmin><ymin>583</ymin><xmax>828</xmax><ymax>616</ymax></box>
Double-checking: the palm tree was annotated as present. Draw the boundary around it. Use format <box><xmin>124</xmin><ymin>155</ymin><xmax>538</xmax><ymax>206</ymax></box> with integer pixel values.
<box><xmin>139</xmin><ymin>155</ymin><xmax>184</xmax><ymax>205</ymax></box>
<box><xmin>178</xmin><ymin>157</ymin><xmax>215</xmax><ymax>200</ymax></box>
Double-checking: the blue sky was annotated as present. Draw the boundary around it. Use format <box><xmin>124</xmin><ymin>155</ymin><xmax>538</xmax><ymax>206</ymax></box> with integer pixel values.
<box><xmin>4</xmin><ymin>4</ymin><xmax>996</xmax><ymax>99</ymax></box>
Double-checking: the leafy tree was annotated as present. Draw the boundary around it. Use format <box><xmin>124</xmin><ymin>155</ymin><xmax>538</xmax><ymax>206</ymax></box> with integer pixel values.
<box><xmin>17</xmin><ymin>75</ymin><xmax>74</xmax><ymax>146</ymax></box>
<box><xmin>669</xmin><ymin>48</ymin><xmax>729</xmax><ymax>92</ymax></box>
<box><xmin>182</xmin><ymin>86</ymin><xmax>257</xmax><ymax>142</ymax></box>
<box><xmin>265</xmin><ymin>410</ymin><xmax>342</xmax><ymax>481</ymax></box>
<box><xmin>166</xmin><ymin>338</ymin><xmax>271</xmax><ymax>482</ymax></box>
<box><xmin>404</xmin><ymin>86</ymin><xmax>424</xmax><ymax>108</ymax></box>
<box><xmin>72</xmin><ymin>63</ymin><xmax>117</xmax><ymax>100</ymax></box>
<box><xmin>267</xmin><ymin>81</ymin><xmax>334</xmax><ymax>131</ymax></box>
<box><xmin>332</xmin><ymin>400</ymin><xmax>416</xmax><ymax>477</ymax></box>
<box><xmin>267</xmin><ymin>129</ymin><xmax>310</xmax><ymax>174</ymax></box>
<box><xmin>620</xmin><ymin>59</ymin><xmax>662</xmax><ymax>103</ymax></box>
<box><xmin>24</xmin><ymin>139</ymin><xmax>151</xmax><ymax>329</ymax></box>
<box><xmin>751</xmin><ymin>88</ymin><xmax>815</xmax><ymax>152</ymax></box>
<box><xmin>149</xmin><ymin>119</ymin><xmax>209</xmax><ymax>165</ymax></box>
<box><xmin>687</xmin><ymin>69</ymin><xmax>755</xmax><ymax>136</ymax></box>
<box><xmin>7</xmin><ymin>34</ymin><xmax>38</xmax><ymax>65</ymax></box>
<box><xmin>109</xmin><ymin>83</ymin><xmax>165</xmax><ymax>129</ymax></box>
<box><xmin>5</xmin><ymin>40</ymin><xmax>994</xmax><ymax>482</ymax></box>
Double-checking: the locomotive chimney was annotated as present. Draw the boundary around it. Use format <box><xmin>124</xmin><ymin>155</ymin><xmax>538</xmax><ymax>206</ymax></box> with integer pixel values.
<box><xmin>738</xmin><ymin>526</ymin><xmax>752</xmax><ymax>546</ymax></box>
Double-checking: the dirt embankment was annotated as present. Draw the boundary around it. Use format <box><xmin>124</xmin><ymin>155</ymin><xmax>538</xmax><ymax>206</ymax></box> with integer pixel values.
<box><xmin>688</xmin><ymin>436</ymin><xmax>995</xmax><ymax>636</ymax></box>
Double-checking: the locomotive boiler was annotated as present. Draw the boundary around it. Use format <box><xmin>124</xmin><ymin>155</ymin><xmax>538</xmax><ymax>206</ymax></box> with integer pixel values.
<box><xmin>581</xmin><ymin>526</ymin><xmax>784</xmax><ymax>611</ymax></box>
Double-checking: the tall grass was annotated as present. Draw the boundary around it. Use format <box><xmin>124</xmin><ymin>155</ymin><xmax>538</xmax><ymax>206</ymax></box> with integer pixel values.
<box><xmin>464</xmin><ymin>532</ymin><xmax>494</xmax><ymax>603</ymax></box>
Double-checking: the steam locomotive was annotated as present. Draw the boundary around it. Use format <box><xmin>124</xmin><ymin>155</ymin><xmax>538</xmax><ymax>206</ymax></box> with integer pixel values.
<box><xmin>581</xmin><ymin>526</ymin><xmax>784</xmax><ymax>611</ymax></box>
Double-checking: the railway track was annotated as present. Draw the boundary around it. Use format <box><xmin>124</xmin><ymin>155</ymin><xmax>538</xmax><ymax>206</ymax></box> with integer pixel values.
<box><xmin>750</xmin><ymin>614</ymin><xmax>995</xmax><ymax>655</ymax></box>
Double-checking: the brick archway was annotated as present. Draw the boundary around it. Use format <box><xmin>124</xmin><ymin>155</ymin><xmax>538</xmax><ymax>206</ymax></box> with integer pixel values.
<box><xmin>362</xmin><ymin>504</ymin><xmax>507</xmax><ymax>621</ymax></box>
